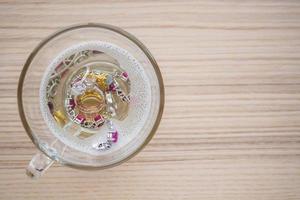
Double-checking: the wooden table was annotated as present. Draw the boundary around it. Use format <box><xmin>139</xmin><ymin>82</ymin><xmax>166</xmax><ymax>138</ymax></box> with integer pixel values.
<box><xmin>1</xmin><ymin>0</ymin><xmax>300</xmax><ymax>199</ymax></box>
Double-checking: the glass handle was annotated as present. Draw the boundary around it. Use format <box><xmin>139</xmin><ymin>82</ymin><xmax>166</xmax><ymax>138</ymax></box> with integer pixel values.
<box><xmin>26</xmin><ymin>151</ymin><xmax>54</xmax><ymax>179</ymax></box>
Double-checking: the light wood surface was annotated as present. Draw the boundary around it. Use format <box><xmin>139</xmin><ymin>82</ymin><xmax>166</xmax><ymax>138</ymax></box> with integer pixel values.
<box><xmin>1</xmin><ymin>0</ymin><xmax>300</xmax><ymax>199</ymax></box>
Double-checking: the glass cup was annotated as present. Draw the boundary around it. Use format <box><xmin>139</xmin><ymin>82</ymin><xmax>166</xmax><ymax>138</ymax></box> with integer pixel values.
<box><xmin>18</xmin><ymin>23</ymin><xmax>164</xmax><ymax>178</ymax></box>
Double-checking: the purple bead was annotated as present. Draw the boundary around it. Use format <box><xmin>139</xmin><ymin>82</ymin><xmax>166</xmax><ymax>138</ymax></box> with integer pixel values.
<box><xmin>111</xmin><ymin>131</ymin><xmax>118</xmax><ymax>143</ymax></box>
<box><xmin>69</xmin><ymin>99</ymin><xmax>76</xmax><ymax>109</ymax></box>
<box><xmin>76</xmin><ymin>114</ymin><xmax>85</xmax><ymax>124</ymax></box>
<box><xmin>109</xmin><ymin>83</ymin><xmax>116</xmax><ymax>92</ymax></box>
<box><xmin>122</xmin><ymin>72</ymin><xmax>128</xmax><ymax>78</ymax></box>
<box><xmin>94</xmin><ymin>114</ymin><xmax>103</xmax><ymax>122</ymax></box>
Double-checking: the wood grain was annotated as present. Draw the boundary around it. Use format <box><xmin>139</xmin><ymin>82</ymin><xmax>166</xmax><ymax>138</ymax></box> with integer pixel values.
<box><xmin>1</xmin><ymin>0</ymin><xmax>300</xmax><ymax>199</ymax></box>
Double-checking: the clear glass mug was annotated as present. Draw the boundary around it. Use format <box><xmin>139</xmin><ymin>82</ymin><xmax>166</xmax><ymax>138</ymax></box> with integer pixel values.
<box><xmin>17</xmin><ymin>23</ymin><xmax>164</xmax><ymax>178</ymax></box>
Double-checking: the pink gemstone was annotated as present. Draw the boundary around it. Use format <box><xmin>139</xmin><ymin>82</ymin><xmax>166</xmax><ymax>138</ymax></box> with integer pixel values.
<box><xmin>94</xmin><ymin>114</ymin><xmax>103</xmax><ymax>122</ymax></box>
<box><xmin>69</xmin><ymin>99</ymin><xmax>76</xmax><ymax>109</ymax></box>
<box><xmin>122</xmin><ymin>72</ymin><xmax>128</xmax><ymax>78</ymax></box>
<box><xmin>111</xmin><ymin>131</ymin><xmax>118</xmax><ymax>143</ymax></box>
<box><xmin>76</xmin><ymin>114</ymin><xmax>85</xmax><ymax>124</ymax></box>
<box><xmin>109</xmin><ymin>83</ymin><xmax>116</xmax><ymax>92</ymax></box>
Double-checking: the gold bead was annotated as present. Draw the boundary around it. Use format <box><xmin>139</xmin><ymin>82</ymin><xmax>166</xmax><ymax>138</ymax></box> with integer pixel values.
<box><xmin>95</xmin><ymin>73</ymin><xmax>108</xmax><ymax>91</ymax></box>
<box><xmin>53</xmin><ymin>110</ymin><xmax>67</xmax><ymax>127</ymax></box>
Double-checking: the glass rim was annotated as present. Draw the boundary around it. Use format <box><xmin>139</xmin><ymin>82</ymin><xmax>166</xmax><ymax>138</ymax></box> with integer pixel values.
<box><xmin>17</xmin><ymin>23</ymin><xmax>165</xmax><ymax>170</ymax></box>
